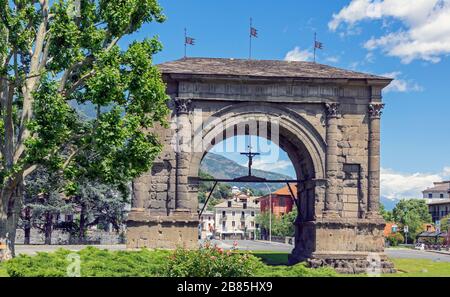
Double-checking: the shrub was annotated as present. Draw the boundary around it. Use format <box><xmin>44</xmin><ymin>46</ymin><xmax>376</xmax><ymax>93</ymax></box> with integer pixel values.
<box><xmin>6</xmin><ymin>247</ymin><xmax>171</xmax><ymax>277</ymax></box>
<box><xmin>5</xmin><ymin>246</ymin><xmax>337</xmax><ymax>277</ymax></box>
<box><xmin>386</xmin><ymin>232</ymin><xmax>404</xmax><ymax>246</ymax></box>
<box><xmin>162</xmin><ymin>242</ymin><xmax>263</xmax><ymax>277</ymax></box>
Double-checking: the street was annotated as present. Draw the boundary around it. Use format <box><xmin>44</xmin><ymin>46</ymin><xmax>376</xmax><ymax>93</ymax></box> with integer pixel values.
<box><xmin>385</xmin><ymin>248</ymin><xmax>450</xmax><ymax>262</ymax></box>
<box><xmin>203</xmin><ymin>239</ymin><xmax>294</xmax><ymax>252</ymax></box>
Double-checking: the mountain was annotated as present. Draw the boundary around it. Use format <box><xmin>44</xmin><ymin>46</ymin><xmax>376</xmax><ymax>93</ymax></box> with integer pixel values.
<box><xmin>200</xmin><ymin>153</ymin><xmax>293</xmax><ymax>194</ymax></box>
<box><xmin>202</xmin><ymin>154</ymin><xmax>402</xmax><ymax>209</ymax></box>
<box><xmin>381</xmin><ymin>196</ymin><xmax>398</xmax><ymax>211</ymax></box>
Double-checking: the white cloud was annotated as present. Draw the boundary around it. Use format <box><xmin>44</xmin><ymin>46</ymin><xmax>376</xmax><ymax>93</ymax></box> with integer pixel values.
<box><xmin>443</xmin><ymin>166</ymin><xmax>450</xmax><ymax>176</ymax></box>
<box><xmin>284</xmin><ymin>46</ymin><xmax>313</xmax><ymax>61</ymax></box>
<box><xmin>329</xmin><ymin>0</ymin><xmax>450</xmax><ymax>63</ymax></box>
<box><xmin>380</xmin><ymin>167</ymin><xmax>443</xmax><ymax>200</ymax></box>
<box><xmin>380</xmin><ymin>71</ymin><xmax>423</xmax><ymax>92</ymax></box>
<box><xmin>244</xmin><ymin>159</ymin><xmax>293</xmax><ymax>173</ymax></box>
<box><xmin>325</xmin><ymin>56</ymin><xmax>340</xmax><ymax>63</ymax></box>
<box><xmin>365</xmin><ymin>52</ymin><xmax>375</xmax><ymax>63</ymax></box>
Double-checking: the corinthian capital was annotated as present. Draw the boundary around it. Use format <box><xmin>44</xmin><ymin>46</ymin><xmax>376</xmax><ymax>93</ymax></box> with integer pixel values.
<box><xmin>368</xmin><ymin>103</ymin><xmax>385</xmax><ymax>118</ymax></box>
<box><xmin>325</xmin><ymin>102</ymin><xmax>340</xmax><ymax>118</ymax></box>
<box><xmin>174</xmin><ymin>98</ymin><xmax>192</xmax><ymax>115</ymax></box>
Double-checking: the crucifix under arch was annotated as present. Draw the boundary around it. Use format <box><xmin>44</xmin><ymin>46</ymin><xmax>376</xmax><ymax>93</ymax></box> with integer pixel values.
<box><xmin>240</xmin><ymin>145</ymin><xmax>260</xmax><ymax>177</ymax></box>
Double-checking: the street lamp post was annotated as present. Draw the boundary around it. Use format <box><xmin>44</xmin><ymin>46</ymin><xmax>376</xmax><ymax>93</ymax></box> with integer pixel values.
<box><xmin>264</xmin><ymin>182</ymin><xmax>272</xmax><ymax>242</ymax></box>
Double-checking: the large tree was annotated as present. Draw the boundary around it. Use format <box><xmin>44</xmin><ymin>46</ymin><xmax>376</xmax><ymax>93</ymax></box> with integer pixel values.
<box><xmin>71</xmin><ymin>180</ymin><xmax>129</xmax><ymax>242</ymax></box>
<box><xmin>392</xmin><ymin>199</ymin><xmax>432</xmax><ymax>242</ymax></box>
<box><xmin>22</xmin><ymin>166</ymin><xmax>73</xmax><ymax>245</ymax></box>
<box><xmin>0</xmin><ymin>0</ymin><xmax>168</xmax><ymax>259</ymax></box>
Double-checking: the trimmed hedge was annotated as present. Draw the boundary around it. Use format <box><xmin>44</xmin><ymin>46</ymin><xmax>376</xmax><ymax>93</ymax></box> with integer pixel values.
<box><xmin>6</xmin><ymin>247</ymin><xmax>171</xmax><ymax>277</ymax></box>
<box><xmin>5</xmin><ymin>246</ymin><xmax>336</xmax><ymax>277</ymax></box>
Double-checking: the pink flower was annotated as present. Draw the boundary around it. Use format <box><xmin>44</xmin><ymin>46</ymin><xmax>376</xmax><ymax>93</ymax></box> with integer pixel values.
<box><xmin>210</xmin><ymin>256</ymin><xmax>216</xmax><ymax>260</ymax></box>
<box><xmin>218</xmin><ymin>248</ymin><xmax>223</xmax><ymax>254</ymax></box>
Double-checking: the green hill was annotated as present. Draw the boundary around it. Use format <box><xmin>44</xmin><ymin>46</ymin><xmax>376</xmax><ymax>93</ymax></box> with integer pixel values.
<box><xmin>200</xmin><ymin>153</ymin><xmax>294</xmax><ymax>194</ymax></box>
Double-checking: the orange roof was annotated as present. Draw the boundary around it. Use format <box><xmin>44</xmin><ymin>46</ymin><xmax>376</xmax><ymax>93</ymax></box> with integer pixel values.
<box><xmin>255</xmin><ymin>184</ymin><xmax>298</xmax><ymax>200</ymax></box>
<box><xmin>272</xmin><ymin>184</ymin><xmax>298</xmax><ymax>197</ymax></box>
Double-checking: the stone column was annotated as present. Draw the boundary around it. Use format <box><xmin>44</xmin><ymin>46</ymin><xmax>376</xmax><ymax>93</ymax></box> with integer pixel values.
<box><xmin>366</xmin><ymin>103</ymin><xmax>384</xmax><ymax>218</ymax></box>
<box><xmin>174</xmin><ymin>98</ymin><xmax>192</xmax><ymax>211</ymax></box>
<box><xmin>323</xmin><ymin>103</ymin><xmax>340</xmax><ymax>218</ymax></box>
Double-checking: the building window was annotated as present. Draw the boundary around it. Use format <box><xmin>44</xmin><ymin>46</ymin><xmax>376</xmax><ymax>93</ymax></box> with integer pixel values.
<box><xmin>279</xmin><ymin>198</ymin><xmax>285</xmax><ymax>206</ymax></box>
<box><xmin>241</xmin><ymin>211</ymin><xmax>245</xmax><ymax>217</ymax></box>
<box><xmin>251</xmin><ymin>222</ymin><xmax>254</xmax><ymax>227</ymax></box>
<box><xmin>232</xmin><ymin>211</ymin><xmax>235</xmax><ymax>216</ymax></box>
<box><xmin>222</xmin><ymin>221</ymin><xmax>226</xmax><ymax>229</ymax></box>
<box><xmin>251</xmin><ymin>211</ymin><xmax>255</xmax><ymax>216</ymax></box>
<box><xmin>232</xmin><ymin>221</ymin><xmax>235</xmax><ymax>227</ymax></box>
<box><xmin>428</xmin><ymin>193</ymin><xmax>433</xmax><ymax>198</ymax></box>
<box><xmin>222</xmin><ymin>211</ymin><xmax>226</xmax><ymax>217</ymax></box>
<box><xmin>440</xmin><ymin>193</ymin><xmax>444</xmax><ymax>198</ymax></box>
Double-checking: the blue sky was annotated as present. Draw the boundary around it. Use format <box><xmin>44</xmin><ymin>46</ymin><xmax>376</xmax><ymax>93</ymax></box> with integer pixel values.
<box><xmin>122</xmin><ymin>0</ymin><xmax>450</xmax><ymax>200</ymax></box>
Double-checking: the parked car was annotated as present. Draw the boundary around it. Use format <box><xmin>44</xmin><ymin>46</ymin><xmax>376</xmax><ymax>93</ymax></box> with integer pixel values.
<box><xmin>415</xmin><ymin>243</ymin><xmax>425</xmax><ymax>250</ymax></box>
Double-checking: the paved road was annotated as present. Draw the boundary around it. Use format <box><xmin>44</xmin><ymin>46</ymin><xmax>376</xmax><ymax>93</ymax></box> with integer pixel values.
<box><xmin>203</xmin><ymin>240</ymin><xmax>294</xmax><ymax>252</ymax></box>
<box><xmin>385</xmin><ymin>248</ymin><xmax>450</xmax><ymax>262</ymax></box>
<box><xmin>14</xmin><ymin>243</ymin><xmax>450</xmax><ymax>262</ymax></box>
<box><xmin>15</xmin><ymin>244</ymin><xmax>127</xmax><ymax>256</ymax></box>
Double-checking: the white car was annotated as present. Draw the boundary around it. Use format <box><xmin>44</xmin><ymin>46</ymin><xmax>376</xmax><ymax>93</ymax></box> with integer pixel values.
<box><xmin>415</xmin><ymin>243</ymin><xmax>425</xmax><ymax>250</ymax></box>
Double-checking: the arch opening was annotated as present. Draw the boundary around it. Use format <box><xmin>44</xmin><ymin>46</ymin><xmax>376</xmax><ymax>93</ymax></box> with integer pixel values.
<box><xmin>190</xmin><ymin>110</ymin><xmax>324</xmax><ymax>249</ymax></box>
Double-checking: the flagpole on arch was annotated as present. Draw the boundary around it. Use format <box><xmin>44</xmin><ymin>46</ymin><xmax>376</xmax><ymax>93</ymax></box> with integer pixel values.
<box><xmin>313</xmin><ymin>32</ymin><xmax>317</xmax><ymax>63</ymax></box>
<box><xmin>249</xmin><ymin>18</ymin><xmax>258</xmax><ymax>60</ymax></box>
<box><xmin>249</xmin><ymin>17</ymin><xmax>252</xmax><ymax>60</ymax></box>
<box><xmin>184</xmin><ymin>27</ymin><xmax>187</xmax><ymax>58</ymax></box>
<box><xmin>313</xmin><ymin>32</ymin><xmax>323</xmax><ymax>63</ymax></box>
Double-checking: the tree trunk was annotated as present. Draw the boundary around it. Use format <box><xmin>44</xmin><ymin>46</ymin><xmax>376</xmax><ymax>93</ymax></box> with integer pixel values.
<box><xmin>0</xmin><ymin>181</ymin><xmax>23</xmax><ymax>260</ymax></box>
<box><xmin>24</xmin><ymin>207</ymin><xmax>31</xmax><ymax>245</ymax></box>
<box><xmin>79</xmin><ymin>203</ymin><xmax>85</xmax><ymax>243</ymax></box>
<box><xmin>44</xmin><ymin>213</ymin><xmax>53</xmax><ymax>245</ymax></box>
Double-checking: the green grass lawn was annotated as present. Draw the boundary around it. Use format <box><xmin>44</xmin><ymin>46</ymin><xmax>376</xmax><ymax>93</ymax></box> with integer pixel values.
<box><xmin>1</xmin><ymin>249</ymin><xmax>450</xmax><ymax>277</ymax></box>
<box><xmin>251</xmin><ymin>251</ymin><xmax>450</xmax><ymax>277</ymax></box>
<box><xmin>0</xmin><ymin>262</ymin><xmax>8</xmax><ymax>277</ymax></box>
<box><xmin>386</xmin><ymin>258</ymin><xmax>450</xmax><ymax>277</ymax></box>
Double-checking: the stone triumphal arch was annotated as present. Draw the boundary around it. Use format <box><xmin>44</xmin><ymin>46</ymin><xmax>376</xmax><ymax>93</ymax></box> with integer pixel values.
<box><xmin>127</xmin><ymin>58</ymin><xmax>395</xmax><ymax>273</ymax></box>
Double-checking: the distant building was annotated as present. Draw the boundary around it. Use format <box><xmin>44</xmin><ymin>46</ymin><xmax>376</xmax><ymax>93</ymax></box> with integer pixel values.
<box><xmin>214</xmin><ymin>193</ymin><xmax>259</xmax><ymax>240</ymax></box>
<box><xmin>427</xmin><ymin>199</ymin><xmax>450</xmax><ymax>223</ymax></box>
<box><xmin>423</xmin><ymin>181</ymin><xmax>450</xmax><ymax>199</ymax></box>
<box><xmin>199</xmin><ymin>210</ymin><xmax>215</xmax><ymax>239</ymax></box>
<box><xmin>231</xmin><ymin>186</ymin><xmax>240</xmax><ymax>195</ymax></box>
<box><xmin>383</xmin><ymin>222</ymin><xmax>398</xmax><ymax>237</ymax></box>
<box><xmin>424</xmin><ymin>181</ymin><xmax>450</xmax><ymax>223</ymax></box>
<box><xmin>256</xmin><ymin>184</ymin><xmax>296</xmax><ymax>217</ymax></box>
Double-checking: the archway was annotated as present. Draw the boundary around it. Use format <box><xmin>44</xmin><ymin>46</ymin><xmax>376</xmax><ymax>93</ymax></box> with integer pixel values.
<box><xmin>198</xmin><ymin>135</ymin><xmax>298</xmax><ymax>242</ymax></box>
<box><xmin>186</xmin><ymin>105</ymin><xmax>325</xmax><ymax>223</ymax></box>
<box><xmin>127</xmin><ymin>57</ymin><xmax>395</xmax><ymax>273</ymax></box>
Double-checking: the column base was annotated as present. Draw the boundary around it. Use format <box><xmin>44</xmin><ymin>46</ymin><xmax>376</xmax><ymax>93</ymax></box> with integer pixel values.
<box><xmin>126</xmin><ymin>209</ymin><xmax>199</xmax><ymax>250</ymax></box>
<box><xmin>307</xmin><ymin>252</ymin><xmax>396</xmax><ymax>274</ymax></box>
<box><xmin>290</xmin><ymin>217</ymin><xmax>392</xmax><ymax>273</ymax></box>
